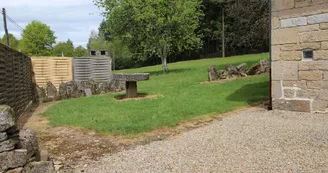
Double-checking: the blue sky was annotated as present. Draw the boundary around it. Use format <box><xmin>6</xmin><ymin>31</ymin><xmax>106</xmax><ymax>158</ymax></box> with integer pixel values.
<box><xmin>0</xmin><ymin>0</ymin><xmax>104</xmax><ymax>47</ymax></box>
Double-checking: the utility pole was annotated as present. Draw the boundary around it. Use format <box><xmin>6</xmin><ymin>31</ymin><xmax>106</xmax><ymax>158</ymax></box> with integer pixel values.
<box><xmin>222</xmin><ymin>8</ymin><xmax>225</xmax><ymax>58</ymax></box>
<box><xmin>2</xmin><ymin>8</ymin><xmax>9</xmax><ymax>47</ymax></box>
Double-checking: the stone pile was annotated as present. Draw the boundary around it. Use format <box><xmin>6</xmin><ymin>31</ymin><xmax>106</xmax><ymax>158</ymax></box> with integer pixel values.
<box><xmin>0</xmin><ymin>105</ymin><xmax>55</xmax><ymax>173</ymax></box>
<box><xmin>208</xmin><ymin>60</ymin><xmax>270</xmax><ymax>82</ymax></box>
<box><xmin>36</xmin><ymin>79</ymin><xmax>126</xmax><ymax>103</ymax></box>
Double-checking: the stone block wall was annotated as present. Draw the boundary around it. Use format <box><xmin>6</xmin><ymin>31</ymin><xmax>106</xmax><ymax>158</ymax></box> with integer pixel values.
<box><xmin>272</xmin><ymin>0</ymin><xmax>328</xmax><ymax>113</ymax></box>
<box><xmin>0</xmin><ymin>105</ymin><xmax>55</xmax><ymax>173</ymax></box>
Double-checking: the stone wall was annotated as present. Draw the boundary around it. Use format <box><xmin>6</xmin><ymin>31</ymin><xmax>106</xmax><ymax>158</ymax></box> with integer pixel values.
<box><xmin>0</xmin><ymin>105</ymin><xmax>55</xmax><ymax>173</ymax></box>
<box><xmin>272</xmin><ymin>0</ymin><xmax>328</xmax><ymax>112</ymax></box>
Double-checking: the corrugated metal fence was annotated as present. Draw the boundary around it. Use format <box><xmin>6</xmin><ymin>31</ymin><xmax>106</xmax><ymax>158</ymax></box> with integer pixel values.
<box><xmin>0</xmin><ymin>43</ymin><xmax>33</xmax><ymax>116</ymax></box>
<box><xmin>73</xmin><ymin>57</ymin><xmax>112</xmax><ymax>83</ymax></box>
<box><xmin>31</xmin><ymin>57</ymin><xmax>73</xmax><ymax>89</ymax></box>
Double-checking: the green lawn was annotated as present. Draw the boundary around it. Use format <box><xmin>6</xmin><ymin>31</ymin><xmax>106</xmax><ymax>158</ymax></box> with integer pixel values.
<box><xmin>44</xmin><ymin>53</ymin><xmax>269</xmax><ymax>135</ymax></box>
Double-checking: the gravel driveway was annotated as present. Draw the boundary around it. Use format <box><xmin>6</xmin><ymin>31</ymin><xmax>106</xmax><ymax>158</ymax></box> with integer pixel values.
<box><xmin>83</xmin><ymin>108</ymin><xmax>328</xmax><ymax>173</ymax></box>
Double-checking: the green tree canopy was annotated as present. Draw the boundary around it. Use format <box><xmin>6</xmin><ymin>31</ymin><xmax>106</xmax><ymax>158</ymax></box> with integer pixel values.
<box><xmin>19</xmin><ymin>20</ymin><xmax>56</xmax><ymax>56</ymax></box>
<box><xmin>52</xmin><ymin>39</ymin><xmax>75</xmax><ymax>57</ymax></box>
<box><xmin>0</xmin><ymin>33</ymin><xmax>20</xmax><ymax>50</ymax></box>
<box><xmin>87</xmin><ymin>30</ymin><xmax>107</xmax><ymax>50</ymax></box>
<box><xmin>97</xmin><ymin>0</ymin><xmax>203</xmax><ymax>72</ymax></box>
<box><xmin>74</xmin><ymin>45</ymin><xmax>88</xmax><ymax>57</ymax></box>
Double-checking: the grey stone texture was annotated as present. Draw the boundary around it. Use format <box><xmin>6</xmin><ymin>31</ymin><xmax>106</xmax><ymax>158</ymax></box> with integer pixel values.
<box><xmin>272</xmin><ymin>0</ymin><xmax>328</xmax><ymax>113</ymax></box>
<box><xmin>0</xmin><ymin>133</ymin><xmax>7</xmax><ymax>142</ymax></box>
<box><xmin>114</xmin><ymin>73</ymin><xmax>150</xmax><ymax>82</ymax></box>
<box><xmin>0</xmin><ymin>111</ymin><xmax>15</xmax><ymax>133</ymax></box>
<box><xmin>18</xmin><ymin>129</ymin><xmax>39</xmax><ymax>159</ymax></box>
<box><xmin>46</xmin><ymin>82</ymin><xmax>57</xmax><ymax>99</ymax></box>
<box><xmin>280</xmin><ymin>17</ymin><xmax>307</xmax><ymax>28</ymax></box>
<box><xmin>22</xmin><ymin>161</ymin><xmax>55</xmax><ymax>173</ymax></box>
<box><xmin>0</xmin><ymin>149</ymin><xmax>28</xmax><ymax>171</ymax></box>
<box><xmin>0</xmin><ymin>139</ymin><xmax>17</xmax><ymax>153</ymax></box>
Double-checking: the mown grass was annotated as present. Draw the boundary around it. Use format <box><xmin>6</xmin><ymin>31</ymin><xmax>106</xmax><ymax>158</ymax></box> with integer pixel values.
<box><xmin>44</xmin><ymin>53</ymin><xmax>269</xmax><ymax>135</ymax></box>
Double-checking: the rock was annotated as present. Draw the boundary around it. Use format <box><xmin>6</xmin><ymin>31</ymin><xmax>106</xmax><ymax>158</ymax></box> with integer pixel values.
<box><xmin>37</xmin><ymin>150</ymin><xmax>49</xmax><ymax>161</ymax></box>
<box><xmin>226</xmin><ymin>64</ymin><xmax>240</xmax><ymax>76</ymax></box>
<box><xmin>247</xmin><ymin>60</ymin><xmax>270</xmax><ymax>75</ymax></box>
<box><xmin>84</xmin><ymin>88</ymin><xmax>92</xmax><ymax>97</ymax></box>
<box><xmin>35</xmin><ymin>85</ymin><xmax>46</xmax><ymax>103</ymax></box>
<box><xmin>22</xmin><ymin>161</ymin><xmax>55</xmax><ymax>173</ymax></box>
<box><xmin>217</xmin><ymin>70</ymin><xmax>229</xmax><ymax>79</ymax></box>
<box><xmin>5</xmin><ymin>167</ymin><xmax>23</xmax><ymax>173</ymax></box>
<box><xmin>0</xmin><ymin>149</ymin><xmax>27</xmax><ymax>172</ymax></box>
<box><xmin>236</xmin><ymin>63</ymin><xmax>248</xmax><ymax>76</ymax></box>
<box><xmin>54</xmin><ymin>164</ymin><xmax>64</xmax><ymax>172</ymax></box>
<box><xmin>0</xmin><ymin>111</ymin><xmax>15</xmax><ymax>133</ymax></box>
<box><xmin>59</xmin><ymin>83</ymin><xmax>68</xmax><ymax>99</ymax></box>
<box><xmin>46</xmin><ymin>82</ymin><xmax>57</xmax><ymax>99</ymax></box>
<box><xmin>18</xmin><ymin>129</ymin><xmax>39</xmax><ymax>159</ymax></box>
<box><xmin>0</xmin><ymin>133</ymin><xmax>7</xmax><ymax>142</ymax></box>
<box><xmin>260</xmin><ymin>59</ymin><xmax>270</xmax><ymax>73</ymax></box>
<box><xmin>66</xmin><ymin>81</ymin><xmax>84</xmax><ymax>98</ymax></box>
<box><xmin>0</xmin><ymin>139</ymin><xmax>17</xmax><ymax>153</ymax></box>
<box><xmin>208</xmin><ymin>66</ymin><xmax>219</xmax><ymax>81</ymax></box>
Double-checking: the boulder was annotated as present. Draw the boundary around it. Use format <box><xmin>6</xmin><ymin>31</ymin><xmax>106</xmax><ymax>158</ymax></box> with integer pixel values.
<box><xmin>247</xmin><ymin>63</ymin><xmax>261</xmax><ymax>75</ymax></box>
<box><xmin>22</xmin><ymin>161</ymin><xmax>55</xmax><ymax>173</ymax></box>
<box><xmin>35</xmin><ymin>85</ymin><xmax>46</xmax><ymax>103</ymax></box>
<box><xmin>0</xmin><ymin>111</ymin><xmax>15</xmax><ymax>133</ymax></box>
<box><xmin>208</xmin><ymin>66</ymin><xmax>219</xmax><ymax>81</ymax></box>
<box><xmin>84</xmin><ymin>89</ymin><xmax>92</xmax><ymax>97</ymax></box>
<box><xmin>226</xmin><ymin>64</ymin><xmax>240</xmax><ymax>76</ymax></box>
<box><xmin>0</xmin><ymin>149</ymin><xmax>27</xmax><ymax>172</ymax></box>
<box><xmin>236</xmin><ymin>63</ymin><xmax>248</xmax><ymax>76</ymax></box>
<box><xmin>0</xmin><ymin>133</ymin><xmax>7</xmax><ymax>142</ymax></box>
<box><xmin>217</xmin><ymin>70</ymin><xmax>229</xmax><ymax>79</ymax></box>
<box><xmin>18</xmin><ymin>129</ymin><xmax>39</xmax><ymax>159</ymax></box>
<box><xmin>260</xmin><ymin>59</ymin><xmax>270</xmax><ymax>73</ymax></box>
<box><xmin>46</xmin><ymin>82</ymin><xmax>57</xmax><ymax>99</ymax></box>
<box><xmin>0</xmin><ymin>139</ymin><xmax>17</xmax><ymax>153</ymax></box>
<box><xmin>66</xmin><ymin>81</ymin><xmax>84</xmax><ymax>98</ymax></box>
<box><xmin>6</xmin><ymin>126</ymin><xmax>20</xmax><ymax>140</ymax></box>
<box><xmin>59</xmin><ymin>83</ymin><xmax>68</xmax><ymax>99</ymax></box>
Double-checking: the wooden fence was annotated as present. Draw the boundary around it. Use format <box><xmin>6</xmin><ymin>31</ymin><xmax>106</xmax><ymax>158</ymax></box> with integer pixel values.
<box><xmin>31</xmin><ymin>57</ymin><xmax>73</xmax><ymax>90</ymax></box>
<box><xmin>0</xmin><ymin>43</ymin><xmax>33</xmax><ymax>117</ymax></box>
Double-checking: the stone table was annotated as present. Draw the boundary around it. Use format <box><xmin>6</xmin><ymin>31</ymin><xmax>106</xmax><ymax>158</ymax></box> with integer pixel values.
<box><xmin>113</xmin><ymin>73</ymin><xmax>150</xmax><ymax>98</ymax></box>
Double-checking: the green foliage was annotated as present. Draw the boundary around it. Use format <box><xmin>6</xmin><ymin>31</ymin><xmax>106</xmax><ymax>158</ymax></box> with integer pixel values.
<box><xmin>52</xmin><ymin>39</ymin><xmax>74</xmax><ymax>57</ymax></box>
<box><xmin>87</xmin><ymin>30</ymin><xmax>107</xmax><ymax>50</ymax></box>
<box><xmin>107</xmin><ymin>38</ymin><xmax>134</xmax><ymax>70</ymax></box>
<box><xmin>74</xmin><ymin>45</ymin><xmax>88</xmax><ymax>57</ymax></box>
<box><xmin>44</xmin><ymin>53</ymin><xmax>269</xmax><ymax>135</ymax></box>
<box><xmin>97</xmin><ymin>0</ymin><xmax>204</xmax><ymax>72</ymax></box>
<box><xmin>19</xmin><ymin>20</ymin><xmax>56</xmax><ymax>56</ymax></box>
<box><xmin>0</xmin><ymin>33</ymin><xmax>20</xmax><ymax>50</ymax></box>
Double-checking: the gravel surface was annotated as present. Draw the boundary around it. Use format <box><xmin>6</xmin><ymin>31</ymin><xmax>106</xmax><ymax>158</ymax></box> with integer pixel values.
<box><xmin>83</xmin><ymin>108</ymin><xmax>328</xmax><ymax>173</ymax></box>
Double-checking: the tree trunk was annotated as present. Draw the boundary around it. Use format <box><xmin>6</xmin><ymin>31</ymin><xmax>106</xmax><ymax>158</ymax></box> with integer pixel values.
<box><xmin>161</xmin><ymin>57</ymin><xmax>169</xmax><ymax>73</ymax></box>
<box><xmin>222</xmin><ymin>8</ymin><xmax>225</xmax><ymax>58</ymax></box>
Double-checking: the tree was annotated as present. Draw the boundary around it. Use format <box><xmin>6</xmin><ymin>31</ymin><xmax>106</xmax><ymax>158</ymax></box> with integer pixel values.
<box><xmin>19</xmin><ymin>20</ymin><xmax>56</xmax><ymax>56</ymax></box>
<box><xmin>52</xmin><ymin>39</ymin><xmax>74</xmax><ymax>57</ymax></box>
<box><xmin>0</xmin><ymin>33</ymin><xmax>20</xmax><ymax>50</ymax></box>
<box><xmin>74</xmin><ymin>45</ymin><xmax>88</xmax><ymax>57</ymax></box>
<box><xmin>96</xmin><ymin>0</ymin><xmax>203</xmax><ymax>72</ymax></box>
<box><xmin>87</xmin><ymin>30</ymin><xmax>108</xmax><ymax>50</ymax></box>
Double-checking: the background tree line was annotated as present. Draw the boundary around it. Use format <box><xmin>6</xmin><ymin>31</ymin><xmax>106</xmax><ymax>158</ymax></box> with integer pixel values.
<box><xmin>90</xmin><ymin>0</ymin><xmax>269</xmax><ymax>72</ymax></box>
<box><xmin>1</xmin><ymin>20</ymin><xmax>88</xmax><ymax>57</ymax></box>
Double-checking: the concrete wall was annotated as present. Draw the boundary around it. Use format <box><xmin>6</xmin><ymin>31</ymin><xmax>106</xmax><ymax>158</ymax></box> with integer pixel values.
<box><xmin>271</xmin><ymin>0</ymin><xmax>328</xmax><ymax>113</ymax></box>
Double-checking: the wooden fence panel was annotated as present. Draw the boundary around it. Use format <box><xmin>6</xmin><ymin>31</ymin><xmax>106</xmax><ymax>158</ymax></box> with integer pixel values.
<box><xmin>31</xmin><ymin>57</ymin><xmax>73</xmax><ymax>90</ymax></box>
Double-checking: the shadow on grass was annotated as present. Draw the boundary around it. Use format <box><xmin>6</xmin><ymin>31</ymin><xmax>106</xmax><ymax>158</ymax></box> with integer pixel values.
<box><xmin>114</xmin><ymin>92</ymin><xmax>149</xmax><ymax>100</ymax></box>
<box><xmin>145</xmin><ymin>68</ymin><xmax>193</xmax><ymax>76</ymax></box>
<box><xmin>226</xmin><ymin>81</ymin><xmax>269</xmax><ymax>105</ymax></box>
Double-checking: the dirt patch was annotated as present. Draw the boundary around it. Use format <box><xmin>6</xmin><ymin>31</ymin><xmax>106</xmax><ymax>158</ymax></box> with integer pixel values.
<box><xmin>114</xmin><ymin>94</ymin><xmax>163</xmax><ymax>101</ymax></box>
<box><xmin>20</xmin><ymin>101</ymin><xmax>267</xmax><ymax>169</ymax></box>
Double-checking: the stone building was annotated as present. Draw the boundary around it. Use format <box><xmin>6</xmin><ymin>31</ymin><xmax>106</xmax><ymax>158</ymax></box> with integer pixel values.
<box><xmin>271</xmin><ymin>0</ymin><xmax>328</xmax><ymax>112</ymax></box>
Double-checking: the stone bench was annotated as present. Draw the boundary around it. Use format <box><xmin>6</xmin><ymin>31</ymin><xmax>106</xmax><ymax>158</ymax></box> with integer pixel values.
<box><xmin>113</xmin><ymin>73</ymin><xmax>150</xmax><ymax>98</ymax></box>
